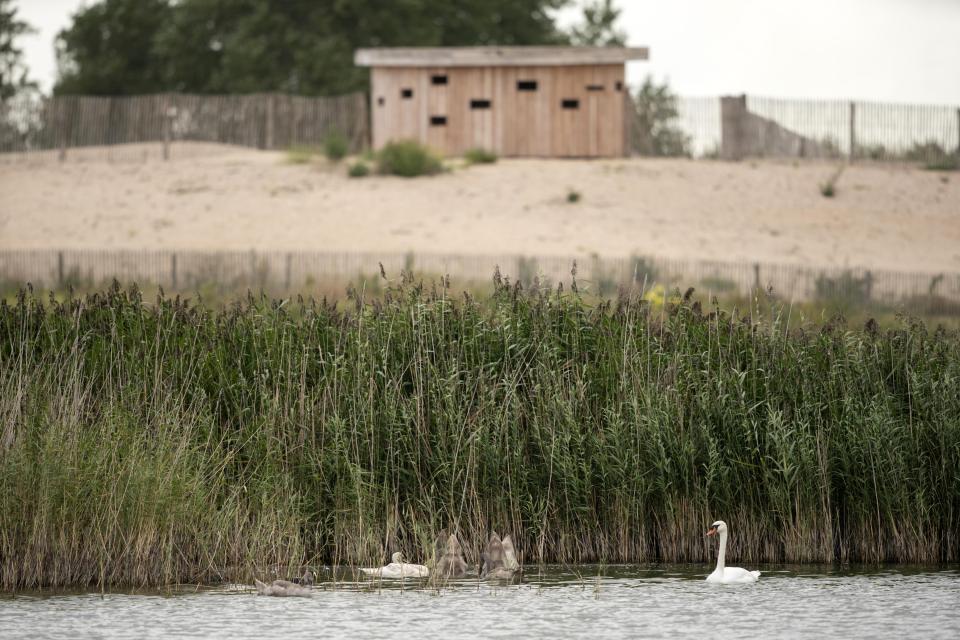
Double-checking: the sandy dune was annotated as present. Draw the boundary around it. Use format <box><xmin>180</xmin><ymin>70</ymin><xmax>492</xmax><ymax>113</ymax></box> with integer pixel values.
<box><xmin>1</xmin><ymin>144</ymin><xmax>958</xmax><ymax>273</ymax></box>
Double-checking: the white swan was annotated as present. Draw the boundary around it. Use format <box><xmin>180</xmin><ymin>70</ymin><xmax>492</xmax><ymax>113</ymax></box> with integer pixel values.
<box><xmin>705</xmin><ymin>520</ymin><xmax>760</xmax><ymax>584</ymax></box>
<box><xmin>361</xmin><ymin>552</ymin><xmax>430</xmax><ymax>579</ymax></box>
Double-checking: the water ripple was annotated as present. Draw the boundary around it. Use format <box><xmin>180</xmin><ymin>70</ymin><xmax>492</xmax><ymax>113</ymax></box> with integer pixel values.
<box><xmin>1</xmin><ymin>566</ymin><xmax>958</xmax><ymax>639</ymax></box>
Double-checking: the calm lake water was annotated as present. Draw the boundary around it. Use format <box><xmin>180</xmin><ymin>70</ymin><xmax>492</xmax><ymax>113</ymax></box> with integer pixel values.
<box><xmin>2</xmin><ymin>565</ymin><xmax>959</xmax><ymax>639</ymax></box>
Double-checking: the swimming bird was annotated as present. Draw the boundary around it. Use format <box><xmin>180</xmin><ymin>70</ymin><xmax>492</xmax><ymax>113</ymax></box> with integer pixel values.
<box><xmin>705</xmin><ymin>520</ymin><xmax>760</xmax><ymax>584</ymax></box>
<box><xmin>480</xmin><ymin>532</ymin><xmax>518</xmax><ymax>580</ymax></box>
<box><xmin>254</xmin><ymin>569</ymin><xmax>314</xmax><ymax>597</ymax></box>
<box><xmin>361</xmin><ymin>552</ymin><xmax>430</xmax><ymax>579</ymax></box>
<box><xmin>501</xmin><ymin>535</ymin><xmax>520</xmax><ymax>572</ymax></box>
<box><xmin>434</xmin><ymin>532</ymin><xmax>468</xmax><ymax>578</ymax></box>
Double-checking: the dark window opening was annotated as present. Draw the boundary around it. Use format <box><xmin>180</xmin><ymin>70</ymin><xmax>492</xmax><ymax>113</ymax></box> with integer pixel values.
<box><xmin>431</xmin><ymin>75</ymin><xmax>448</xmax><ymax>85</ymax></box>
<box><xmin>470</xmin><ymin>99</ymin><xmax>491</xmax><ymax>109</ymax></box>
<box><xmin>561</xmin><ymin>99</ymin><xmax>580</xmax><ymax>109</ymax></box>
<box><xmin>430</xmin><ymin>115</ymin><xmax>447</xmax><ymax>126</ymax></box>
<box><xmin>517</xmin><ymin>80</ymin><xmax>538</xmax><ymax>91</ymax></box>
<box><xmin>377</xmin><ymin>96</ymin><xmax>385</xmax><ymax>106</ymax></box>
<box><xmin>586</xmin><ymin>84</ymin><xmax>604</xmax><ymax>91</ymax></box>
<box><xmin>615</xmin><ymin>81</ymin><xmax>623</xmax><ymax>91</ymax></box>
<box><xmin>401</xmin><ymin>88</ymin><xmax>413</xmax><ymax>99</ymax></box>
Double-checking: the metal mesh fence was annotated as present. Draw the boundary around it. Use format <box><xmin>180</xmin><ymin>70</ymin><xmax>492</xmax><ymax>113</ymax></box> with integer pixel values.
<box><xmin>626</xmin><ymin>91</ymin><xmax>960</xmax><ymax>163</ymax></box>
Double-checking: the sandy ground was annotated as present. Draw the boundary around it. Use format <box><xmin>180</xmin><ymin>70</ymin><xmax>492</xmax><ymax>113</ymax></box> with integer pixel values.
<box><xmin>1</xmin><ymin>143</ymin><xmax>958</xmax><ymax>273</ymax></box>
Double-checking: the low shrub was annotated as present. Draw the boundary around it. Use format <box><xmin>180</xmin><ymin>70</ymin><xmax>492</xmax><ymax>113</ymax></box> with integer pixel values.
<box><xmin>925</xmin><ymin>157</ymin><xmax>958</xmax><ymax>171</ymax></box>
<box><xmin>377</xmin><ymin>140</ymin><xmax>443</xmax><ymax>177</ymax></box>
<box><xmin>464</xmin><ymin>147</ymin><xmax>498</xmax><ymax>164</ymax></box>
<box><xmin>348</xmin><ymin>161</ymin><xmax>370</xmax><ymax>178</ymax></box>
<box><xmin>566</xmin><ymin>189</ymin><xmax>581</xmax><ymax>203</ymax></box>
<box><xmin>905</xmin><ymin>140</ymin><xmax>949</xmax><ymax>163</ymax></box>
<box><xmin>323</xmin><ymin>130</ymin><xmax>349</xmax><ymax>162</ymax></box>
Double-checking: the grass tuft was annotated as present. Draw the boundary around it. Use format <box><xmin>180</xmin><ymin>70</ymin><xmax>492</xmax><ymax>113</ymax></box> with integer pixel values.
<box><xmin>285</xmin><ymin>145</ymin><xmax>319</xmax><ymax>164</ymax></box>
<box><xmin>819</xmin><ymin>165</ymin><xmax>844</xmax><ymax>197</ymax></box>
<box><xmin>464</xmin><ymin>147</ymin><xmax>498</xmax><ymax>165</ymax></box>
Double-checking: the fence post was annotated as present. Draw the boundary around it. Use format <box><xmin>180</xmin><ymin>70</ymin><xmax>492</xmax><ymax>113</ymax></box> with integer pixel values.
<box><xmin>720</xmin><ymin>95</ymin><xmax>748</xmax><ymax>160</ymax></box>
<box><xmin>266</xmin><ymin>94</ymin><xmax>276</xmax><ymax>150</ymax></box>
<box><xmin>57</xmin><ymin>251</ymin><xmax>65</xmax><ymax>286</ymax></box>
<box><xmin>848</xmin><ymin>101</ymin><xmax>856</xmax><ymax>162</ymax></box>
<box><xmin>622</xmin><ymin>89</ymin><xmax>635</xmax><ymax>157</ymax></box>
<box><xmin>58</xmin><ymin>98</ymin><xmax>67</xmax><ymax>163</ymax></box>
<box><xmin>752</xmin><ymin>262</ymin><xmax>760</xmax><ymax>293</ymax></box>
<box><xmin>171</xmin><ymin>252</ymin><xmax>177</xmax><ymax>289</ymax></box>
<box><xmin>162</xmin><ymin>95</ymin><xmax>175</xmax><ymax>161</ymax></box>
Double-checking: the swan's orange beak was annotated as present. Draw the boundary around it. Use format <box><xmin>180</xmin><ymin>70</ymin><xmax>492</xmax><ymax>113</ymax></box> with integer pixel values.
<box><xmin>706</xmin><ymin>527</ymin><xmax>718</xmax><ymax>537</ymax></box>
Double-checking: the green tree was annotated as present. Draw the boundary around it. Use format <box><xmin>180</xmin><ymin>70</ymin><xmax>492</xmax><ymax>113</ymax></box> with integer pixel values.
<box><xmin>54</xmin><ymin>0</ymin><xmax>173</xmax><ymax>95</ymax></box>
<box><xmin>150</xmin><ymin>0</ymin><xmax>249</xmax><ymax>94</ymax></box>
<box><xmin>0</xmin><ymin>0</ymin><xmax>35</xmax><ymax>102</ymax></box>
<box><xmin>569</xmin><ymin>0</ymin><xmax>626</xmax><ymax>47</ymax></box>
<box><xmin>151</xmin><ymin>0</ymin><xmax>346</xmax><ymax>94</ymax></box>
<box><xmin>630</xmin><ymin>76</ymin><xmax>691</xmax><ymax>157</ymax></box>
<box><xmin>57</xmin><ymin>0</ymin><xmax>572</xmax><ymax>96</ymax></box>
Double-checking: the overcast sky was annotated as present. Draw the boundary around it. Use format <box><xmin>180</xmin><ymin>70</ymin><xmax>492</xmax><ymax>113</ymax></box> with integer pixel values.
<box><xmin>17</xmin><ymin>0</ymin><xmax>960</xmax><ymax>105</ymax></box>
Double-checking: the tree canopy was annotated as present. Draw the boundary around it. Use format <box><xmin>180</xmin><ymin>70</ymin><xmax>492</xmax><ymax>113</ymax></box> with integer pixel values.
<box><xmin>630</xmin><ymin>77</ymin><xmax>691</xmax><ymax>157</ymax></box>
<box><xmin>569</xmin><ymin>0</ymin><xmax>627</xmax><ymax>47</ymax></box>
<box><xmin>55</xmin><ymin>0</ymin><xmax>171</xmax><ymax>95</ymax></box>
<box><xmin>0</xmin><ymin>0</ymin><xmax>35</xmax><ymax>102</ymax></box>
<box><xmin>53</xmin><ymin>0</ymin><xmax>629</xmax><ymax>96</ymax></box>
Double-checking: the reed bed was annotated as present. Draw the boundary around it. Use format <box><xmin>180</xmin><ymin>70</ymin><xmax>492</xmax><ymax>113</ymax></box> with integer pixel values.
<box><xmin>1</xmin><ymin>275</ymin><xmax>958</xmax><ymax>590</ymax></box>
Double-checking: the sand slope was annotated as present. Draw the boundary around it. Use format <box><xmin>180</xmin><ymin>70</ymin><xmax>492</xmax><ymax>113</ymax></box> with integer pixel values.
<box><xmin>1</xmin><ymin>146</ymin><xmax>958</xmax><ymax>273</ymax></box>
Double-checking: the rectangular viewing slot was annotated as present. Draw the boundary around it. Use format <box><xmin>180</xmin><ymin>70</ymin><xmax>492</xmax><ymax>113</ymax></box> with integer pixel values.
<box><xmin>517</xmin><ymin>80</ymin><xmax>538</xmax><ymax>91</ymax></box>
<box><xmin>430</xmin><ymin>115</ymin><xmax>447</xmax><ymax>126</ymax></box>
<box><xmin>431</xmin><ymin>75</ymin><xmax>448</xmax><ymax>85</ymax></box>
<box><xmin>561</xmin><ymin>99</ymin><xmax>580</xmax><ymax>109</ymax></box>
<box><xmin>377</xmin><ymin>96</ymin><xmax>385</xmax><ymax>106</ymax></box>
<box><xmin>586</xmin><ymin>84</ymin><xmax>604</xmax><ymax>91</ymax></box>
<box><xmin>615</xmin><ymin>81</ymin><xmax>623</xmax><ymax>91</ymax></box>
<box><xmin>470</xmin><ymin>99</ymin><xmax>491</xmax><ymax>109</ymax></box>
<box><xmin>401</xmin><ymin>88</ymin><xmax>413</xmax><ymax>99</ymax></box>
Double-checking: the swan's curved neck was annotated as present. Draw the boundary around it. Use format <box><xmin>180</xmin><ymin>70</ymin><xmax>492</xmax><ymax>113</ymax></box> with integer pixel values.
<box><xmin>716</xmin><ymin>530</ymin><xmax>727</xmax><ymax>572</ymax></box>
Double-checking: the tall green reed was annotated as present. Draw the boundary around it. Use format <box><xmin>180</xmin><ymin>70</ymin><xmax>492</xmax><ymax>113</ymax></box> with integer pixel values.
<box><xmin>0</xmin><ymin>278</ymin><xmax>957</xmax><ymax>589</ymax></box>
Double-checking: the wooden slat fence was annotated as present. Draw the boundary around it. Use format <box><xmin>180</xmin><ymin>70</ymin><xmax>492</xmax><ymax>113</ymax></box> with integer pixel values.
<box><xmin>3</xmin><ymin>91</ymin><xmax>956</xmax><ymax>163</ymax></box>
<box><xmin>0</xmin><ymin>92</ymin><xmax>369</xmax><ymax>162</ymax></box>
<box><xmin>1</xmin><ymin>249</ymin><xmax>957</xmax><ymax>312</ymax></box>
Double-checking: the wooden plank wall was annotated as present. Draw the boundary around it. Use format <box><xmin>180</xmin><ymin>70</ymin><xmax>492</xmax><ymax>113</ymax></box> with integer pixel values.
<box><xmin>370</xmin><ymin>64</ymin><xmax>626</xmax><ymax>157</ymax></box>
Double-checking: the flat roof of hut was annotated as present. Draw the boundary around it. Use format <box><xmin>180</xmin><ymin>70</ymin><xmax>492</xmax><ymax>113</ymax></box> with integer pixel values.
<box><xmin>355</xmin><ymin>46</ymin><xmax>649</xmax><ymax>158</ymax></box>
